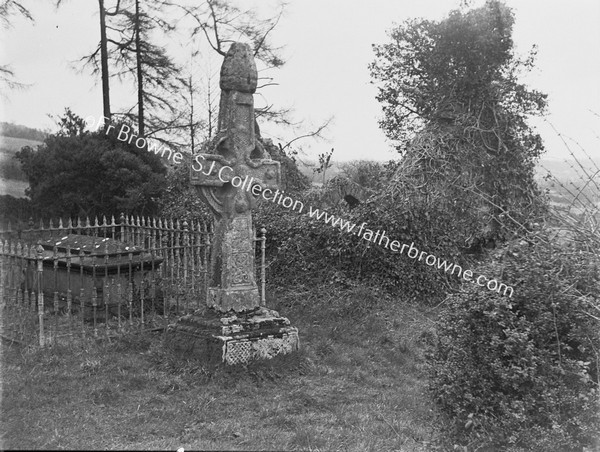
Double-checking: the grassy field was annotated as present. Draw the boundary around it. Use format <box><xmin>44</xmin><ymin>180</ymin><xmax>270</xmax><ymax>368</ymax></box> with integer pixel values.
<box><xmin>0</xmin><ymin>178</ymin><xmax>28</xmax><ymax>198</ymax></box>
<box><xmin>0</xmin><ymin>135</ymin><xmax>42</xmax><ymax>154</ymax></box>
<box><xmin>0</xmin><ymin>284</ymin><xmax>445</xmax><ymax>451</ymax></box>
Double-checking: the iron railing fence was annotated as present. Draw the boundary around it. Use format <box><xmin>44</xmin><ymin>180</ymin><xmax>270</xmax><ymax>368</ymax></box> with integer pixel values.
<box><xmin>0</xmin><ymin>214</ymin><xmax>268</xmax><ymax>347</ymax></box>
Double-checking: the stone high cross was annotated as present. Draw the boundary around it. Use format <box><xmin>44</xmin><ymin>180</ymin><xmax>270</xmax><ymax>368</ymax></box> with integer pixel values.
<box><xmin>191</xmin><ymin>42</ymin><xmax>281</xmax><ymax>313</ymax></box>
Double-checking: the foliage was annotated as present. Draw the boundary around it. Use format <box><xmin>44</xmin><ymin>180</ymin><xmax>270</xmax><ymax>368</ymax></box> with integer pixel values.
<box><xmin>310</xmin><ymin>160</ymin><xmax>388</xmax><ymax>209</ymax></box>
<box><xmin>15</xmin><ymin>109</ymin><xmax>167</xmax><ymax>218</ymax></box>
<box><xmin>370</xmin><ymin>0</ymin><xmax>547</xmax><ymax>245</ymax></box>
<box><xmin>0</xmin><ymin>194</ymin><xmax>34</xmax><ymax>226</ymax></box>
<box><xmin>428</xmin><ymin>232</ymin><xmax>600</xmax><ymax>450</ymax></box>
<box><xmin>254</xmin><ymin>161</ymin><xmax>462</xmax><ymax>302</ymax></box>
<box><xmin>171</xmin><ymin>0</ymin><xmax>286</xmax><ymax>70</ymax></box>
<box><xmin>338</xmin><ymin>160</ymin><xmax>387</xmax><ymax>193</ymax></box>
<box><xmin>158</xmin><ymin>155</ymin><xmax>212</xmax><ymax>223</ymax></box>
<box><xmin>97</xmin><ymin>0</ymin><xmax>182</xmax><ymax>138</ymax></box>
<box><xmin>0</xmin><ymin>0</ymin><xmax>33</xmax><ymax>90</ymax></box>
<box><xmin>262</xmin><ymin>138</ymin><xmax>310</xmax><ymax>193</ymax></box>
<box><xmin>62</xmin><ymin>0</ymin><xmax>287</xmax><ymax>150</ymax></box>
<box><xmin>0</xmin><ymin>155</ymin><xmax>25</xmax><ymax>180</ymax></box>
<box><xmin>0</xmin><ymin>0</ymin><xmax>32</xmax><ymax>27</ymax></box>
<box><xmin>312</xmin><ymin>147</ymin><xmax>334</xmax><ymax>185</ymax></box>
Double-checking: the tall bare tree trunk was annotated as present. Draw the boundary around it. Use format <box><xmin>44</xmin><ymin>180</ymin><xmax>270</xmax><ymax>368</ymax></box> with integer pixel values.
<box><xmin>99</xmin><ymin>0</ymin><xmax>111</xmax><ymax>123</ymax></box>
<box><xmin>135</xmin><ymin>0</ymin><xmax>144</xmax><ymax>136</ymax></box>
<box><xmin>207</xmin><ymin>81</ymin><xmax>213</xmax><ymax>140</ymax></box>
<box><xmin>188</xmin><ymin>75</ymin><xmax>196</xmax><ymax>153</ymax></box>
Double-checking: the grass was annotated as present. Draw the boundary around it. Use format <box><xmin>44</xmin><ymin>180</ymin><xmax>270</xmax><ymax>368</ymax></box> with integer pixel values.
<box><xmin>0</xmin><ymin>136</ymin><xmax>43</xmax><ymax>155</ymax></box>
<box><xmin>0</xmin><ymin>178</ymin><xmax>28</xmax><ymax>198</ymax></box>
<box><xmin>0</xmin><ymin>284</ymin><xmax>444</xmax><ymax>451</ymax></box>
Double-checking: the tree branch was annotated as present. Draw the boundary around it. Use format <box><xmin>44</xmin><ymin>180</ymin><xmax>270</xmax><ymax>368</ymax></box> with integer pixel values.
<box><xmin>281</xmin><ymin>117</ymin><xmax>333</xmax><ymax>151</ymax></box>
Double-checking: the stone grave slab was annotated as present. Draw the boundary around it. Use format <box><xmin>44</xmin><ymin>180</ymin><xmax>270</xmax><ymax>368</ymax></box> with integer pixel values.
<box><xmin>26</xmin><ymin>234</ymin><xmax>162</xmax><ymax>319</ymax></box>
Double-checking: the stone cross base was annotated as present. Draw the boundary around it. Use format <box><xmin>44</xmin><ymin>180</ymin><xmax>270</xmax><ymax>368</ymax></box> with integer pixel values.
<box><xmin>219</xmin><ymin>327</ymin><xmax>299</xmax><ymax>365</ymax></box>
<box><xmin>168</xmin><ymin>308</ymin><xmax>299</xmax><ymax>365</ymax></box>
<box><xmin>207</xmin><ymin>287</ymin><xmax>260</xmax><ymax>313</ymax></box>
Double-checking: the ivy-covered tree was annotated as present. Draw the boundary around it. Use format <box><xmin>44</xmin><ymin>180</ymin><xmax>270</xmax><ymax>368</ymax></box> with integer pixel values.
<box><xmin>370</xmin><ymin>0</ymin><xmax>547</xmax><ymax>245</ymax></box>
<box><xmin>15</xmin><ymin>109</ymin><xmax>167</xmax><ymax>218</ymax></box>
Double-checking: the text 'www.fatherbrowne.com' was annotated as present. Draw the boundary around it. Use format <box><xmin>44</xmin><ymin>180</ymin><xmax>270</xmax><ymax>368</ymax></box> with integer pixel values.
<box><xmin>306</xmin><ymin>206</ymin><xmax>514</xmax><ymax>298</ymax></box>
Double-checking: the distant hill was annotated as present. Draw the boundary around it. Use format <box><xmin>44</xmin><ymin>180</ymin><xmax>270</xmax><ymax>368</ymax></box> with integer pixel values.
<box><xmin>536</xmin><ymin>157</ymin><xmax>600</xmax><ymax>182</ymax></box>
<box><xmin>0</xmin><ymin>135</ymin><xmax>43</xmax><ymax>154</ymax></box>
<box><xmin>0</xmin><ymin>122</ymin><xmax>48</xmax><ymax>142</ymax></box>
<box><xmin>0</xmin><ymin>179</ymin><xmax>29</xmax><ymax>198</ymax></box>
<box><xmin>535</xmin><ymin>157</ymin><xmax>600</xmax><ymax>209</ymax></box>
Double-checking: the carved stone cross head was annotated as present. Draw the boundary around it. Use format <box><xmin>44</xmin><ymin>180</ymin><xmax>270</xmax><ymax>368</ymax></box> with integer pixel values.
<box><xmin>191</xmin><ymin>42</ymin><xmax>281</xmax><ymax>221</ymax></box>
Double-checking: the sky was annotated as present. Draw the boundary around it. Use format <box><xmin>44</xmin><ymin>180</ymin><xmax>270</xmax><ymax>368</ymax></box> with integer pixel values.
<box><xmin>1</xmin><ymin>0</ymin><xmax>599</xmax><ymax>162</ymax></box>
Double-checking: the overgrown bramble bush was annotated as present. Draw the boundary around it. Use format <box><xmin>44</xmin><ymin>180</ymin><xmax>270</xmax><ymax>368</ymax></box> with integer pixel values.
<box><xmin>255</xmin><ymin>183</ymin><xmax>463</xmax><ymax>303</ymax></box>
<box><xmin>428</xmin><ymin>232</ymin><xmax>600</xmax><ymax>451</ymax></box>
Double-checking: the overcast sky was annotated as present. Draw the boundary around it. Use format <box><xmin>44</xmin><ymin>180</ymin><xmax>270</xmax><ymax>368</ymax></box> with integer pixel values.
<box><xmin>1</xmin><ymin>0</ymin><xmax>599</xmax><ymax>162</ymax></box>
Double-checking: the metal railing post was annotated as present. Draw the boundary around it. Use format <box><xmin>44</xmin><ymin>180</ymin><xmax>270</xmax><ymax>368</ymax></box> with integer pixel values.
<box><xmin>36</xmin><ymin>242</ymin><xmax>45</xmax><ymax>346</ymax></box>
<box><xmin>260</xmin><ymin>227</ymin><xmax>266</xmax><ymax>307</ymax></box>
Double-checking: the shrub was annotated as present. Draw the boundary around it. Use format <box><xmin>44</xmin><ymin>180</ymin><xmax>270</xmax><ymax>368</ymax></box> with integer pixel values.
<box><xmin>428</xmin><ymin>232</ymin><xmax>600</xmax><ymax>450</ymax></box>
<box><xmin>0</xmin><ymin>195</ymin><xmax>34</xmax><ymax>226</ymax></box>
<box><xmin>15</xmin><ymin>109</ymin><xmax>167</xmax><ymax>218</ymax></box>
<box><xmin>158</xmin><ymin>158</ymin><xmax>212</xmax><ymax>223</ymax></box>
<box><xmin>254</xmin><ymin>181</ymin><xmax>460</xmax><ymax>302</ymax></box>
